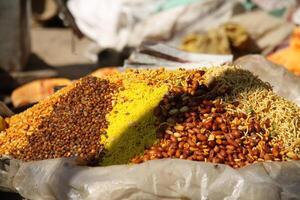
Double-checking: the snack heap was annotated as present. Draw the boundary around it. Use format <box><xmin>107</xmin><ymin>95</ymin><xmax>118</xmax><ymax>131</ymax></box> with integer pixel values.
<box><xmin>0</xmin><ymin>66</ymin><xmax>299</xmax><ymax>168</ymax></box>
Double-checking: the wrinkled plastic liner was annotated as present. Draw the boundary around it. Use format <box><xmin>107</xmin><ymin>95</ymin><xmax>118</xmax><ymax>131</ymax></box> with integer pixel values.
<box><xmin>0</xmin><ymin>158</ymin><xmax>300</xmax><ymax>200</ymax></box>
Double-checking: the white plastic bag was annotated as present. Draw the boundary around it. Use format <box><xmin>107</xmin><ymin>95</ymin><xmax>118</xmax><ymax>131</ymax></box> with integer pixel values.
<box><xmin>1</xmin><ymin>158</ymin><xmax>300</xmax><ymax>200</ymax></box>
<box><xmin>67</xmin><ymin>0</ymin><xmax>239</xmax><ymax>51</ymax></box>
<box><xmin>125</xmin><ymin>43</ymin><xmax>233</xmax><ymax>69</ymax></box>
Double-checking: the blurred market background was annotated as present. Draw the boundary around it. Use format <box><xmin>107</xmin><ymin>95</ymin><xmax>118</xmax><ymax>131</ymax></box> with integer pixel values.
<box><xmin>1</xmin><ymin>0</ymin><xmax>300</xmax><ymax>112</ymax></box>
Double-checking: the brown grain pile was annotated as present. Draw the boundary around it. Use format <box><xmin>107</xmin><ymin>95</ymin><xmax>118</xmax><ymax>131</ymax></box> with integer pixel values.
<box><xmin>1</xmin><ymin>76</ymin><xmax>119</xmax><ymax>164</ymax></box>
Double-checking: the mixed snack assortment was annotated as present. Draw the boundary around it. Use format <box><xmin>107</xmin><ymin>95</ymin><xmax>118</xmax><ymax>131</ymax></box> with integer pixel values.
<box><xmin>0</xmin><ymin>66</ymin><xmax>299</xmax><ymax>168</ymax></box>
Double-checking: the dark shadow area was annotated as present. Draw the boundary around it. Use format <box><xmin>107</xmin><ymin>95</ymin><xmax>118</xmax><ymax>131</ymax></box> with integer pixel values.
<box><xmin>0</xmin><ymin>53</ymin><xmax>54</xmax><ymax>98</ymax></box>
<box><xmin>0</xmin><ymin>68</ymin><xmax>18</xmax><ymax>95</ymax></box>
<box><xmin>55</xmin><ymin>63</ymin><xmax>100</xmax><ymax>79</ymax></box>
<box><xmin>0</xmin><ymin>46</ymin><xmax>131</xmax><ymax>97</ymax></box>
<box><xmin>97</xmin><ymin>47</ymin><xmax>133</xmax><ymax>67</ymax></box>
<box><xmin>231</xmin><ymin>36</ymin><xmax>261</xmax><ymax>59</ymax></box>
<box><xmin>22</xmin><ymin>48</ymin><xmax>131</xmax><ymax>81</ymax></box>
<box><xmin>0</xmin><ymin>192</ymin><xmax>23</xmax><ymax>200</ymax></box>
<box><xmin>31</xmin><ymin>0</ymin><xmax>64</xmax><ymax>28</ymax></box>
<box><xmin>11</xmin><ymin>103</ymin><xmax>36</xmax><ymax>114</ymax></box>
<box><xmin>1</xmin><ymin>61</ymin><xmax>101</xmax><ymax>94</ymax></box>
<box><xmin>41</xmin><ymin>15</ymin><xmax>65</xmax><ymax>28</ymax></box>
<box><xmin>24</xmin><ymin>53</ymin><xmax>54</xmax><ymax>71</ymax></box>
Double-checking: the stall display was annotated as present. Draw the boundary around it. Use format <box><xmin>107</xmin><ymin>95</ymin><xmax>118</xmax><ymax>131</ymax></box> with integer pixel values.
<box><xmin>1</xmin><ymin>65</ymin><xmax>299</xmax><ymax>169</ymax></box>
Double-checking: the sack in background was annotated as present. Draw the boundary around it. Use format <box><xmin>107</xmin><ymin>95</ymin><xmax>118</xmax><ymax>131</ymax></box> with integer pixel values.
<box><xmin>67</xmin><ymin>0</ymin><xmax>241</xmax><ymax>52</ymax></box>
<box><xmin>229</xmin><ymin>10</ymin><xmax>293</xmax><ymax>55</ymax></box>
<box><xmin>1</xmin><ymin>158</ymin><xmax>300</xmax><ymax>199</ymax></box>
<box><xmin>234</xmin><ymin>54</ymin><xmax>300</xmax><ymax>106</ymax></box>
<box><xmin>125</xmin><ymin>43</ymin><xmax>233</xmax><ymax>69</ymax></box>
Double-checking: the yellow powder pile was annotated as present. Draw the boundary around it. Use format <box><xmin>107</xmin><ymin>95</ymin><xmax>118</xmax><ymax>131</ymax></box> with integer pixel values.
<box><xmin>100</xmin><ymin>82</ymin><xmax>168</xmax><ymax>166</ymax></box>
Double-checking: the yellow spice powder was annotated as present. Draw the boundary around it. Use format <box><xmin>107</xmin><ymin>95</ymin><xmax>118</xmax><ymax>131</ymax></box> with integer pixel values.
<box><xmin>100</xmin><ymin>82</ymin><xmax>168</xmax><ymax>166</ymax></box>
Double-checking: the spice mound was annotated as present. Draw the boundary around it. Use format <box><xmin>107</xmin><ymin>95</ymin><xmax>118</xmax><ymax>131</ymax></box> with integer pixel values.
<box><xmin>0</xmin><ymin>76</ymin><xmax>119</xmax><ymax>164</ymax></box>
<box><xmin>0</xmin><ymin>66</ymin><xmax>300</xmax><ymax>168</ymax></box>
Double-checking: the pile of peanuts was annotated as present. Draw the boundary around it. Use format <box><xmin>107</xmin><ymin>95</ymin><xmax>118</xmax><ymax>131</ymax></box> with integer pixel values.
<box><xmin>131</xmin><ymin>89</ymin><xmax>284</xmax><ymax>168</ymax></box>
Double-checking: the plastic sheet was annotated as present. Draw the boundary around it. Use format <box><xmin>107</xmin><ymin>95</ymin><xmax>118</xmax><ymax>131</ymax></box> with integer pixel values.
<box><xmin>1</xmin><ymin>158</ymin><xmax>300</xmax><ymax>199</ymax></box>
<box><xmin>67</xmin><ymin>0</ymin><xmax>239</xmax><ymax>51</ymax></box>
<box><xmin>229</xmin><ymin>11</ymin><xmax>293</xmax><ymax>55</ymax></box>
<box><xmin>125</xmin><ymin>43</ymin><xmax>233</xmax><ymax>69</ymax></box>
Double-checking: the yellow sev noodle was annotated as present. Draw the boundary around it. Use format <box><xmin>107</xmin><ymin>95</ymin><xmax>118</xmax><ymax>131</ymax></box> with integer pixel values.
<box><xmin>204</xmin><ymin>65</ymin><xmax>300</xmax><ymax>158</ymax></box>
<box><xmin>239</xmin><ymin>89</ymin><xmax>300</xmax><ymax>156</ymax></box>
<box><xmin>100</xmin><ymin>82</ymin><xmax>168</xmax><ymax>166</ymax></box>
